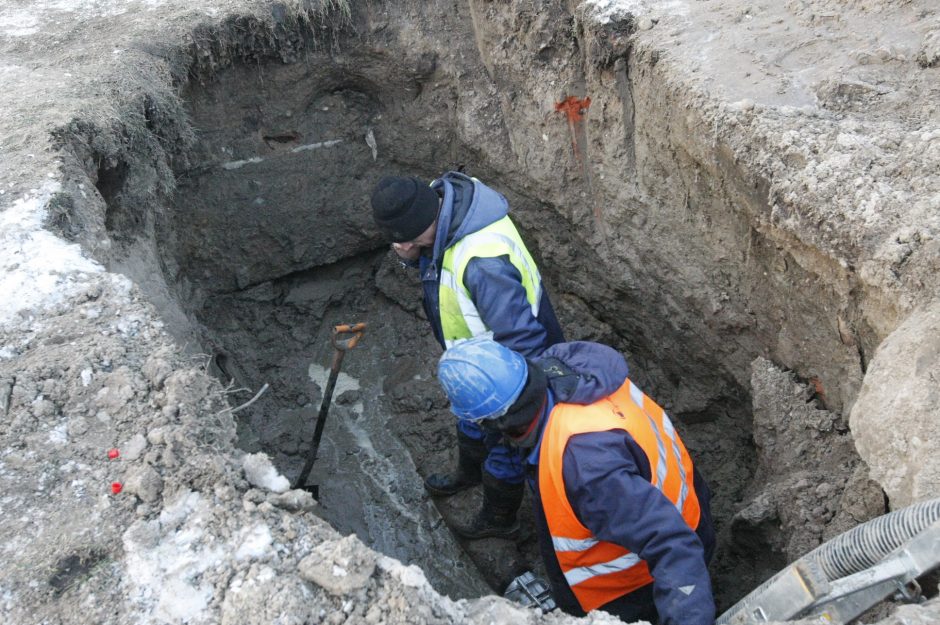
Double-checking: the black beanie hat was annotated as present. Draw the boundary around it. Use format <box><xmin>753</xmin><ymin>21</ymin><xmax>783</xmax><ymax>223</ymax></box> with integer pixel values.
<box><xmin>370</xmin><ymin>176</ymin><xmax>440</xmax><ymax>243</ymax></box>
<box><xmin>497</xmin><ymin>361</ymin><xmax>548</xmax><ymax>438</ymax></box>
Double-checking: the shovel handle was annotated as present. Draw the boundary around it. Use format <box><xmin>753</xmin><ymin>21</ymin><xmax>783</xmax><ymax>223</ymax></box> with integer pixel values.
<box><xmin>332</xmin><ymin>322</ymin><xmax>367</xmax><ymax>351</ymax></box>
<box><xmin>293</xmin><ymin>322</ymin><xmax>368</xmax><ymax>492</ymax></box>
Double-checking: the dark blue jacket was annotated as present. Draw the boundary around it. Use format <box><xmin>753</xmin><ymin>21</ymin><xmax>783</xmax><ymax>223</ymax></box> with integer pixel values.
<box><xmin>418</xmin><ymin>172</ymin><xmax>564</xmax><ymax>358</ymax></box>
<box><xmin>525</xmin><ymin>342</ymin><xmax>716</xmax><ymax>625</ymax></box>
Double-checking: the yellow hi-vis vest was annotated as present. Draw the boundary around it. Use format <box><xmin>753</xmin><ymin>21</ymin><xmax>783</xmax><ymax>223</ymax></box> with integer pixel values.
<box><xmin>438</xmin><ymin>215</ymin><xmax>542</xmax><ymax>348</ymax></box>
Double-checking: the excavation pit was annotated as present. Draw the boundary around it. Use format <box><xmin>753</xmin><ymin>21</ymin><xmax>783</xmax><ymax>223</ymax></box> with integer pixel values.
<box><xmin>45</xmin><ymin>1</ymin><xmax>911</xmax><ymax>617</ymax></box>
<box><xmin>5</xmin><ymin>1</ymin><xmax>940</xmax><ymax>623</ymax></box>
<box><xmin>109</xmin><ymin>19</ymin><xmax>874</xmax><ymax>610</ymax></box>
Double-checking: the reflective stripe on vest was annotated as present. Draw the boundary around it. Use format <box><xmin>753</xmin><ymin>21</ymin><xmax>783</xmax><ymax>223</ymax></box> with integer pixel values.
<box><xmin>439</xmin><ymin>215</ymin><xmax>542</xmax><ymax>348</ymax></box>
<box><xmin>538</xmin><ymin>379</ymin><xmax>702</xmax><ymax>612</ymax></box>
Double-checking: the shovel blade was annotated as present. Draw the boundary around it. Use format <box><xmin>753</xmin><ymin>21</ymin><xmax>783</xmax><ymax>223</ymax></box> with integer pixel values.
<box><xmin>303</xmin><ymin>483</ymin><xmax>319</xmax><ymax>499</ymax></box>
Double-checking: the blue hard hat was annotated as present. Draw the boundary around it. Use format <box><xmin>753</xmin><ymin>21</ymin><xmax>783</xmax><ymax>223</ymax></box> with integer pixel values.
<box><xmin>438</xmin><ymin>337</ymin><xmax>528</xmax><ymax>422</ymax></box>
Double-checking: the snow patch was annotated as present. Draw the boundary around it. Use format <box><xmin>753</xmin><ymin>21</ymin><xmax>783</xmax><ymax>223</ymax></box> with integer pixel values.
<box><xmin>122</xmin><ymin>491</ymin><xmax>222</xmax><ymax>625</ymax></box>
<box><xmin>308</xmin><ymin>362</ymin><xmax>364</xmax><ymax>416</ymax></box>
<box><xmin>242</xmin><ymin>452</ymin><xmax>290</xmax><ymax>493</ymax></box>
<box><xmin>0</xmin><ymin>183</ymin><xmax>102</xmax><ymax>329</ymax></box>
<box><xmin>375</xmin><ymin>555</ymin><xmax>467</xmax><ymax>622</ymax></box>
<box><xmin>377</xmin><ymin>556</ymin><xmax>431</xmax><ymax>589</ymax></box>
<box><xmin>307</xmin><ymin>363</ymin><xmax>360</xmax><ymax>397</ymax></box>
<box><xmin>0</xmin><ymin>13</ymin><xmax>38</xmax><ymax>36</ymax></box>
<box><xmin>235</xmin><ymin>524</ymin><xmax>273</xmax><ymax>561</ymax></box>
<box><xmin>1</xmin><ymin>1</ymin><xmax>159</xmax><ymax>38</ymax></box>
<box><xmin>583</xmin><ymin>0</ymin><xmax>688</xmax><ymax>22</ymax></box>
<box><xmin>47</xmin><ymin>422</ymin><xmax>68</xmax><ymax>446</ymax></box>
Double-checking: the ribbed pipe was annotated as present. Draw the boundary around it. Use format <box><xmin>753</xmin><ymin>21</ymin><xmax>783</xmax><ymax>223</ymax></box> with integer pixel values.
<box><xmin>716</xmin><ymin>497</ymin><xmax>940</xmax><ymax>625</ymax></box>
<box><xmin>814</xmin><ymin>497</ymin><xmax>940</xmax><ymax>579</ymax></box>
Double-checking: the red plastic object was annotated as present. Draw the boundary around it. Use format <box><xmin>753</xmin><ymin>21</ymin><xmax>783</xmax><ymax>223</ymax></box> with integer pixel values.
<box><xmin>107</xmin><ymin>448</ymin><xmax>120</xmax><ymax>460</ymax></box>
<box><xmin>554</xmin><ymin>95</ymin><xmax>592</xmax><ymax>123</ymax></box>
<box><xmin>554</xmin><ymin>95</ymin><xmax>592</xmax><ymax>166</ymax></box>
<box><xmin>111</xmin><ymin>482</ymin><xmax>123</xmax><ymax>495</ymax></box>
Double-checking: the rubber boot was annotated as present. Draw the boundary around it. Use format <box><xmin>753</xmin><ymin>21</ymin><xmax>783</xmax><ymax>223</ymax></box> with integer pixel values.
<box><xmin>424</xmin><ymin>430</ymin><xmax>486</xmax><ymax>497</ymax></box>
<box><xmin>453</xmin><ymin>471</ymin><xmax>524</xmax><ymax>540</ymax></box>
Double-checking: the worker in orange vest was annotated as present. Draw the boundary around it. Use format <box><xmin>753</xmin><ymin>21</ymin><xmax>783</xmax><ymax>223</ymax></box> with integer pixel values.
<box><xmin>437</xmin><ymin>337</ymin><xmax>716</xmax><ymax>624</ymax></box>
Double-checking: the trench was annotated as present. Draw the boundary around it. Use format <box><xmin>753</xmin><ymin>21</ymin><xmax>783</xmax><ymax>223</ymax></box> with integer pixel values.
<box><xmin>154</xmin><ymin>42</ymin><xmax>763</xmax><ymax>605</ymax></box>
<box><xmin>60</xmin><ymin>2</ymin><xmax>886</xmax><ymax>615</ymax></box>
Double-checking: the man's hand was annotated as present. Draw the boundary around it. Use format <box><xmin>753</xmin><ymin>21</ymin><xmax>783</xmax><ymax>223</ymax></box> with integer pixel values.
<box><xmin>391</xmin><ymin>242</ymin><xmax>421</xmax><ymax>261</ymax></box>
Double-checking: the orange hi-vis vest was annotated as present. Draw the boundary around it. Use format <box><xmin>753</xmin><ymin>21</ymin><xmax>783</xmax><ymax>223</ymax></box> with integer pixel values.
<box><xmin>538</xmin><ymin>378</ymin><xmax>702</xmax><ymax>612</ymax></box>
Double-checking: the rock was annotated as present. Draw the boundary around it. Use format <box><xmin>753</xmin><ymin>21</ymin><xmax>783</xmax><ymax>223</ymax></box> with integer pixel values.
<box><xmin>124</xmin><ymin>466</ymin><xmax>164</xmax><ymax>503</ymax></box>
<box><xmin>147</xmin><ymin>426</ymin><xmax>168</xmax><ymax>445</ymax></box>
<box><xmin>916</xmin><ymin>30</ymin><xmax>940</xmax><ymax>68</ymax></box>
<box><xmin>637</xmin><ymin>17</ymin><xmax>654</xmax><ymax>31</ymax></box>
<box><xmin>93</xmin><ymin>368</ymin><xmax>136</xmax><ymax>413</ymax></box>
<box><xmin>141</xmin><ymin>348</ymin><xmax>174</xmax><ymax>389</ymax></box>
<box><xmin>815</xmin><ymin>78</ymin><xmax>886</xmax><ymax>112</ymax></box>
<box><xmin>31</xmin><ymin>398</ymin><xmax>55</xmax><ymax>418</ymax></box>
<box><xmin>220</xmin><ymin>571</ymin><xmax>318</xmax><ymax>625</ymax></box>
<box><xmin>243</xmin><ymin>488</ymin><xmax>267</xmax><ymax>504</ymax></box>
<box><xmin>122</xmin><ymin>434</ymin><xmax>148</xmax><ymax>461</ymax></box>
<box><xmin>738</xmin><ymin>98</ymin><xmax>754</xmax><ymax>111</ymax></box>
<box><xmin>268</xmin><ymin>489</ymin><xmax>317</xmax><ymax>512</ymax></box>
<box><xmin>850</xmin><ymin>302</ymin><xmax>940</xmax><ymax>508</ymax></box>
<box><xmin>733</xmin><ymin>492</ymin><xmax>776</xmax><ymax>527</ymax></box>
<box><xmin>335</xmin><ymin>389</ymin><xmax>361</xmax><ymax>405</ymax></box>
<box><xmin>67</xmin><ymin>416</ymin><xmax>88</xmax><ymax>437</ymax></box>
<box><xmin>242</xmin><ymin>453</ymin><xmax>290</xmax><ymax>493</ymax></box>
<box><xmin>298</xmin><ymin>535</ymin><xmax>376</xmax><ymax>596</ymax></box>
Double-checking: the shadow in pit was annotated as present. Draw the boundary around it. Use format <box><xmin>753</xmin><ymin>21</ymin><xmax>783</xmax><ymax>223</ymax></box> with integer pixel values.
<box><xmin>427</xmin><ymin>482</ymin><xmax>544</xmax><ymax>594</ymax></box>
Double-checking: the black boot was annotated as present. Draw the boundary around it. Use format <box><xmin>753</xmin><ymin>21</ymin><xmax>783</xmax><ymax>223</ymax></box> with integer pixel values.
<box><xmin>454</xmin><ymin>471</ymin><xmax>524</xmax><ymax>540</ymax></box>
<box><xmin>424</xmin><ymin>430</ymin><xmax>486</xmax><ymax>497</ymax></box>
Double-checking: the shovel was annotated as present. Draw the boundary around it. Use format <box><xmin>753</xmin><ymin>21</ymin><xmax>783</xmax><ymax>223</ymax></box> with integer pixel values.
<box><xmin>293</xmin><ymin>322</ymin><xmax>367</xmax><ymax>497</ymax></box>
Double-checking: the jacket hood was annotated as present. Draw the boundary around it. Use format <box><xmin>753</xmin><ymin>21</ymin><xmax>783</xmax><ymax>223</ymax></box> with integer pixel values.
<box><xmin>538</xmin><ymin>341</ymin><xmax>629</xmax><ymax>405</ymax></box>
<box><xmin>431</xmin><ymin>172</ymin><xmax>509</xmax><ymax>254</ymax></box>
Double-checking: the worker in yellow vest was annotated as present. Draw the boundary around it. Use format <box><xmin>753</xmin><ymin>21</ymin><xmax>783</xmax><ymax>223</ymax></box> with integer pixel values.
<box><xmin>437</xmin><ymin>337</ymin><xmax>716</xmax><ymax>625</ymax></box>
<box><xmin>371</xmin><ymin>172</ymin><xmax>565</xmax><ymax>539</ymax></box>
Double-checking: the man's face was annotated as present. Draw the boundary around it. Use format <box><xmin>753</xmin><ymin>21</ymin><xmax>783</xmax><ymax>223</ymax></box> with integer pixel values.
<box><xmin>391</xmin><ymin>219</ymin><xmax>437</xmax><ymax>261</ymax></box>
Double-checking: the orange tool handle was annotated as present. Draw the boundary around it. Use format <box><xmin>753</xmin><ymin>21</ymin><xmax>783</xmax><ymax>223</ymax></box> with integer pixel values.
<box><xmin>332</xmin><ymin>322</ymin><xmax>367</xmax><ymax>350</ymax></box>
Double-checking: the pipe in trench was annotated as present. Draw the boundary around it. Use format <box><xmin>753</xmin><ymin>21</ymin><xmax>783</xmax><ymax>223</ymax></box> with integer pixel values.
<box><xmin>717</xmin><ymin>497</ymin><xmax>940</xmax><ymax>624</ymax></box>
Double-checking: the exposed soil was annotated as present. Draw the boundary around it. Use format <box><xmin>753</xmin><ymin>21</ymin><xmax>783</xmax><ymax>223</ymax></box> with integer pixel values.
<box><xmin>1</xmin><ymin>0</ymin><xmax>939</xmax><ymax>624</ymax></box>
